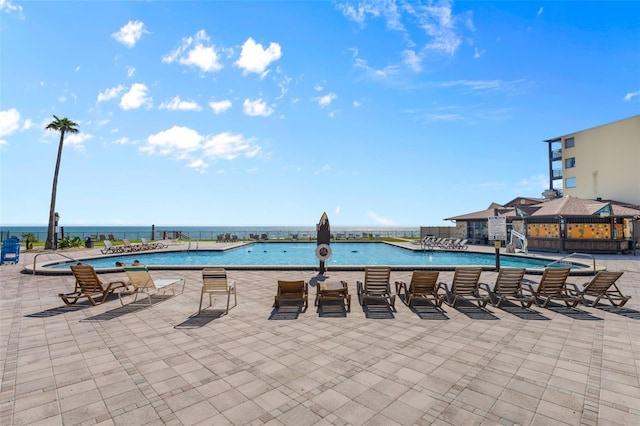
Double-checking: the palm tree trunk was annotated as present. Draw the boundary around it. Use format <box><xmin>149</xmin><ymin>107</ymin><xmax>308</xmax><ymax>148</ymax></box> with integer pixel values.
<box><xmin>45</xmin><ymin>131</ymin><xmax>65</xmax><ymax>250</ymax></box>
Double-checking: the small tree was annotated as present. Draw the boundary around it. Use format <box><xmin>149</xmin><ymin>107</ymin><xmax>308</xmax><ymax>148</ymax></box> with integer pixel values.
<box><xmin>45</xmin><ymin>115</ymin><xmax>79</xmax><ymax>250</ymax></box>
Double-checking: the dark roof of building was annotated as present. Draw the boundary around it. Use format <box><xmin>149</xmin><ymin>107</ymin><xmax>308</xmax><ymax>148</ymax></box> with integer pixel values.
<box><xmin>444</xmin><ymin>202</ymin><xmax>519</xmax><ymax>221</ymax></box>
<box><xmin>527</xmin><ymin>196</ymin><xmax>640</xmax><ymax>217</ymax></box>
<box><xmin>444</xmin><ymin>196</ymin><xmax>640</xmax><ymax>222</ymax></box>
<box><xmin>503</xmin><ymin>197</ymin><xmax>545</xmax><ymax>207</ymax></box>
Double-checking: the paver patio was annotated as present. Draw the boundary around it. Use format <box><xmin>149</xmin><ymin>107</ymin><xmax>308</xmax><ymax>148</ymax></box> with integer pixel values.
<box><xmin>1</xmin><ymin>245</ymin><xmax>639</xmax><ymax>425</ymax></box>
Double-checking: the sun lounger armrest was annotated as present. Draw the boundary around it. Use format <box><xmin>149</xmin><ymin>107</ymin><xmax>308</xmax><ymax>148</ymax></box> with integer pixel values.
<box><xmin>437</xmin><ymin>282</ymin><xmax>452</xmax><ymax>293</ymax></box>
<box><xmin>523</xmin><ymin>281</ymin><xmax>537</xmax><ymax>294</ymax></box>
<box><xmin>566</xmin><ymin>282</ymin><xmax>580</xmax><ymax>295</ymax></box>
<box><xmin>479</xmin><ymin>282</ymin><xmax>492</xmax><ymax>292</ymax></box>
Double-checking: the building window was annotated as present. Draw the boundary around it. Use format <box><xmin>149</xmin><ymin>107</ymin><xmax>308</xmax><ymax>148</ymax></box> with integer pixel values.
<box><xmin>564</xmin><ymin>137</ymin><xmax>575</xmax><ymax>148</ymax></box>
<box><xmin>565</xmin><ymin>177</ymin><xmax>577</xmax><ymax>188</ymax></box>
<box><xmin>565</xmin><ymin>157</ymin><xmax>576</xmax><ymax>168</ymax></box>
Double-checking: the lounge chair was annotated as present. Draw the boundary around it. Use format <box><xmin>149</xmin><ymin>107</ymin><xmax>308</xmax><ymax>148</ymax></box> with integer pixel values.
<box><xmin>568</xmin><ymin>271</ymin><xmax>630</xmax><ymax>307</ymax></box>
<box><xmin>200</xmin><ymin>268</ymin><xmax>237</xmax><ymax>314</ymax></box>
<box><xmin>438</xmin><ymin>267</ymin><xmax>487</xmax><ymax>307</ymax></box>
<box><xmin>122</xmin><ymin>264</ymin><xmax>185</xmax><ymax>305</ymax></box>
<box><xmin>524</xmin><ymin>268</ymin><xmax>577</xmax><ymax>308</ymax></box>
<box><xmin>453</xmin><ymin>239</ymin><xmax>469</xmax><ymax>250</ymax></box>
<box><xmin>274</xmin><ymin>280</ymin><xmax>308</xmax><ymax>308</ymax></box>
<box><xmin>59</xmin><ymin>263</ymin><xmax>128</xmax><ymax>306</ymax></box>
<box><xmin>123</xmin><ymin>239</ymin><xmax>142</xmax><ymax>252</ymax></box>
<box><xmin>395</xmin><ymin>271</ymin><xmax>443</xmax><ymax>307</ymax></box>
<box><xmin>357</xmin><ymin>266</ymin><xmax>395</xmax><ymax>308</ymax></box>
<box><xmin>140</xmin><ymin>238</ymin><xmax>166</xmax><ymax>250</ymax></box>
<box><xmin>480</xmin><ymin>268</ymin><xmax>529</xmax><ymax>307</ymax></box>
<box><xmin>101</xmin><ymin>239</ymin><xmax>124</xmax><ymax>254</ymax></box>
<box><xmin>315</xmin><ymin>280</ymin><xmax>351</xmax><ymax>310</ymax></box>
<box><xmin>1</xmin><ymin>237</ymin><xmax>21</xmax><ymax>264</ymax></box>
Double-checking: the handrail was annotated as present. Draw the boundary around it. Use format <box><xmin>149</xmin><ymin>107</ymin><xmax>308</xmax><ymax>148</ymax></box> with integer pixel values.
<box><xmin>510</xmin><ymin>230</ymin><xmax>527</xmax><ymax>253</ymax></box>
<box><xmin>32</xmin><ymin>251</ymin><xmax>81</xmax><ymax>275</ymax></box>
<box><xmin>545</xmin><ymin>252</ymin><xmax>596</xmax><ymax>272</ymax></box>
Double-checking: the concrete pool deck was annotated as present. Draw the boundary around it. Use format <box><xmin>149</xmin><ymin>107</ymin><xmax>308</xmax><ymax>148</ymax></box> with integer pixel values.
<box><xmin>1</xmin><ymin>244</ymin><xmax>639</xmax><ymax>425</ymax></box>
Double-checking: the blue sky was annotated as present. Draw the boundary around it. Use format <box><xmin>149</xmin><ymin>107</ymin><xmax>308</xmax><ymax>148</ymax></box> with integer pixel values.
<box><xmin>1</xmin><ymin>1</ymin><xmax>638</xmax><ymax>227</ymax></box>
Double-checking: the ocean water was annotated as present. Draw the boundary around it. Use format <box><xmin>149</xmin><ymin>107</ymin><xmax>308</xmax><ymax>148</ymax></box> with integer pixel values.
<box><xmin>0</xmin><ymin>225</ymin><xmax>420</xmax><ymax>242</ymax></box>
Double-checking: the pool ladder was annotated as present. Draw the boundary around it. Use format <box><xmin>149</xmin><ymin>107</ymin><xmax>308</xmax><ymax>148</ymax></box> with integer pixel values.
<box><xmin>187</xmin><ymin>240</ymin><xmax>199</xmax><ymax>251</ymax></box>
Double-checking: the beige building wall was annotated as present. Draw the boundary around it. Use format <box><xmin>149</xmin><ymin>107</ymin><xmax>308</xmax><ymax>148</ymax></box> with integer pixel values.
<box><xmin>561</xmin><ymin>115</ymin><xmax>640</xmax><ymax>205</ymax></box>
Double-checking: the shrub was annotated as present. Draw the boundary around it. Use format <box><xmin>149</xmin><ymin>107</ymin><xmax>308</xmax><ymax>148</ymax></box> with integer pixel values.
<box><xmin>58</xmin><ymin>236</ymin><xmax>83</xmax><ymax>248</ymax></box>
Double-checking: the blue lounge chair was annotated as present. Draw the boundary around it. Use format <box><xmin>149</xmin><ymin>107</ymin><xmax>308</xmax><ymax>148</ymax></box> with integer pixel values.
<box><xmin>1</xmin><ymin>237</ymin><xmax>21</xmax><ymax>264</ymax></box>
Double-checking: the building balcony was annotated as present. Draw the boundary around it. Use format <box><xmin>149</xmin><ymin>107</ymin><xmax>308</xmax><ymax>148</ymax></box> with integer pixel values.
<box><xmin>550</xmin><ymin>149</ymin><xmax>562</xmax><ymax>160</ymax></box>
<box><xmin>552</xmin><ymin>168</ymin><xmax>563</xmax><ymax>179</ymax></box>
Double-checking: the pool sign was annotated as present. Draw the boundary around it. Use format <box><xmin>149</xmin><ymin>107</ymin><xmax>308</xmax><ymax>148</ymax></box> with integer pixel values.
<box><xmin>488</xmin><ymin>216</ymin><xmax>507</xmax><ymax>241</ymax></box>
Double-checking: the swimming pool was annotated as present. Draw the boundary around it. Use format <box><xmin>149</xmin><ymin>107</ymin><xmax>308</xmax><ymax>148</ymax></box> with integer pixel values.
<box><xmin>45</xmin><ymin>242</ymin><xmax>583</xmax><ymax>270</ymax></box>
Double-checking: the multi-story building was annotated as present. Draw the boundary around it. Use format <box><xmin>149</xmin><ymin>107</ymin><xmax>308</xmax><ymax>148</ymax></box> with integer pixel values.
<box><xmin>543</xmin><ymin>115</ymin><xmax>640</xmax><ymax>205</ymax></box>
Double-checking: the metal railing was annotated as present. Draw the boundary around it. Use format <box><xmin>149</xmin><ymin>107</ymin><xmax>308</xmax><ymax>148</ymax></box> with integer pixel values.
<box><xmin>545</xmin><ymin>252</ymin><xmax>596</xmax><ymax>272</ymax></box>
<box><xmin>7</xmin><ymin>229</ymin><xmax>422</xmax><ymax>243</ymax></box>
<box><xmin>32</xmin><ymin>251</ymin><xmax>82</xmax><ymax>275</ymax></box>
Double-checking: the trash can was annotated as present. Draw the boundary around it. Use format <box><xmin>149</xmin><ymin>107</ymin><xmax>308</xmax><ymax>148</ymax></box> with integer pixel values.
<box><xmin>85</xmin><ymin>237</ymin><xmax>94</xmax><ymax>248</ymax></box>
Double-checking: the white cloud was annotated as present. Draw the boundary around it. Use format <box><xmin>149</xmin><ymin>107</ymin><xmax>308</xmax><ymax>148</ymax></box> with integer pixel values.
<box><xmin>75</xmin><ymin>66</ymin><xmax>80</xmax><ymax>72</ymax></box>
<box><xmin>162</xmin><ymin>30</ymin><xmax>223</xmax><ymax>73</ymax></box>
<box><xmin>112</xmin><ymin>137</ymin><xmax>136</xmax><ymax>145</ymax></box>
<box><xmin>537</xmin><ymin>7</ymin><xmax>544</xmax><ymax>17</ymax></box>
<box><xmin>367</xmin><ymin>211</ymin><xmax>397</xmax><ymax>226</ymax></box>
<box><xmin>338</xmin><ymin>0</ymin><xmax>473</xmax><ymax>59</ymax></box>
<box><xmin>208</xmin><ymin>99</ymin><xmax>232</xmax><ymax>114</ymax></box>
<box><xmin>112</xmin><ymin>20</ymin><xmax>148</xmax><ymax>48</ymax></box>
<box><xmin>354</xmin><ymin>57</ymin><xmax>401</xmax><ymax>80</ymax></box>
<box><xmin>203</xmin><ymin>132</ymin><xmax>260</xmax><ymax>160</ymax></box>
<box><xmin>141</xmin><ymin>126</ymin><xmax>261</xmax><ymax>168</ymax></box>
<box><xmin>316</xmin><ymin>93</ymin><xmax>337</xmax><ymax>108</ymax></box>
<box><xmin>126</xmin><ymin>66</ymin><xmax>136</xmax><ymax>77</ymax></box>
<box><xmin>402</xmin><ymin>49</ymin><xmax>422</xmax><ymax>71</ymax></box>
<box><xmin>335</xmin><ymin>206</ymin><xmax>341</xmax><ymax>215</ymax></box>
<box><xmin>243</xmin><ymin>98</ymin><xmax>273</xmax><ymax>117</ymax></box>
<box><xmin>22</xmin><ymin>119</ymin><xmax>33</xmax><ymax>130</ymax></box>
<box><xmin>337</xmin><ymin>2</ymin><xmax>385</xmax><ymax>27</ymax></box>
<box><xmin>64</xmin><ymin>132</ymin><xmax>93</xmax><ymax>152</ymax></box>
<box><xmin>0</xmin><ymin>108</ymin><xmax>21</xmax><ymax>143</ymax></box>
<box><xmin>188</xmin><ymin>158</ymin><xmax>208</xmax><ymax>173</ymax></box>
<box><xmin>97</xmin><ymin>84</ymin><xmax>125</xmax><ymax>103</ymax></box>
<box><xmin>235</xmin><ymin>37</ymin><xmax>282</xmax><ymax>76</ymax></box>
<box><xmin>119</xmin><ymin>83</ymin><xmax>151</xmax><ymax>110</ymax></box>
<box><xmin>0</xmin><ymin>0</ymin><xmax>23</xmax><ymax>16</ymax></box>
<box><xmin>438</xmin><ymin>79</ymin><xmax>502</xmax><ymax>91</ymax></box>
<box><xmin>353</xmin><ymin>100</ymin><xmax>361</xmax><ymax>108</ymax></box>
<box><xmin>159</xmin><ymin>96</ymin><xmax>202</xmax><ymax>111</ymax></box>
<box><xmin>473</xmin><ymin>47</ymin><xmax>485</xmax><ymax>58</ymax></box>
<box><xmin>624</xmin><ymin>90</ymin><xmax>640</xmax><ymax>101</ymax></box>
<box><xmin>142</xmin><ymin>126</ymin><xmax>203</xmax><ymax>156</ymax></box>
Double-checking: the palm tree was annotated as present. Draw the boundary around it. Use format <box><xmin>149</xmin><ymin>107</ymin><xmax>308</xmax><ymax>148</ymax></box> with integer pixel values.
<box><xmin>45</xmin><ymin>115</ymin><xmax>79</xmax><ymax>249</ymax></box>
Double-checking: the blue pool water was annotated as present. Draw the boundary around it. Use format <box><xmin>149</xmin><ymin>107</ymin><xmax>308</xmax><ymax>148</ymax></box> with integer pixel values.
<box><xmin>48</xmin><ymin>242</ymin><xmax>577</xmax><ymax>269</ymax></box>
